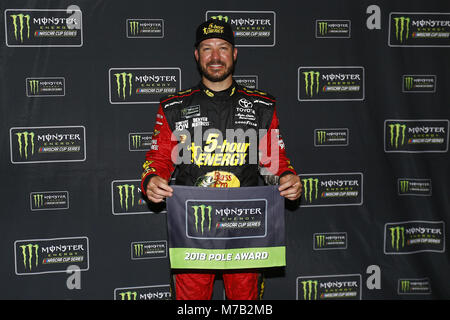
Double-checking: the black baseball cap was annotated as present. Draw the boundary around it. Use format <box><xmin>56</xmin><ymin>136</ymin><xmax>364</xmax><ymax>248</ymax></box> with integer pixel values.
<box><xmin>195</xmin><ymin>19</ymin><xmax>234</xmax><ymax>47</ymax></box>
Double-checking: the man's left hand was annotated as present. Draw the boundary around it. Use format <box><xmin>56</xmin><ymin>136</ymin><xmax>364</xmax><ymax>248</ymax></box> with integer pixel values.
<box><xmin>278</xmin><ymin>174</ymin><xmax>302</xmax><ymax>201</ymax></box>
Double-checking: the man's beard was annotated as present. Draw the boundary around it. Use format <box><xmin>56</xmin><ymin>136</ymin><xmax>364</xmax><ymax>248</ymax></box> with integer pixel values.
<box><xmin>198</xmin><ymin>58</ymin><xmax>236</xmax><ymax>83</ymax></box>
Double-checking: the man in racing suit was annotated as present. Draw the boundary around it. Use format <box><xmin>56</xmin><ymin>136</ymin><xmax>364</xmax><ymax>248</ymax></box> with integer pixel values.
<box><xmin>140</xmin><ymin>19</ymin><xmax>302</xmax><ymax>300</ymax></box>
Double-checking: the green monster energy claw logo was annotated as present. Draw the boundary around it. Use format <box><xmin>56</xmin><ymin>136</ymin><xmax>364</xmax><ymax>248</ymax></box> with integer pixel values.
<box><xmin>114</xmin><ymin>72</ymin><xmax>133</xmax><ymax>99</ymax></box>
<box><xmin>404</xmin><ymin>76</ymin><xmax>414</xmax><ymax>90</ymax></box>
<box><xmin>29</xmin><ymin>80</ymin><xmax>39</xmax><ymax>95</ymax></box>
<box><xmin>19</xmin><ymin>244</ymin><xmax>39</xmax><ymax>270</ymax></box>
<box><xmin>119</xmin><ymin>291</ymin><xmax>137</xmax><ymax>300</ymax></box>
<box><xmin>388</xmin><ymin>123</ymin><xmax>407</xmax><ymax>148</ymax></box>
<box><xmin>131</xmin><ymin>135</ymin><xmax>142</xmax><ymax>148</ymax></box>
<box><xmin>317</xmin><ymin>131</ymin><xmax>326</xmax><ymax>144</ymax></box>
<box><xmin>117</xmin><ymin>184</ymin><xmax>135</xmax><ymax>211</ymax></box>
<box><xmin>400</xmin><ymin>180</ymin><xmax>409</xmax><ymax>193</ymax></box>
<box><xmin>15</xmin><ymin>131</ymin><xmax>35</xmax><ymax>159</ymax></box>
<box><xmin>10</xmin><ymin>14</ymin><xmax>30</xmax><ymax>42</ymax></box>
<box><xmin>301</xmin><ymin>280</ymin><xmax>318</xmax><ymax>300</ymax></box>
<box><xmin>318</xmin><ymin>22</ymin><xmax>328</xmax><ymax>35</ymax></box>
<box><xmin>390</xmin><ymin>226</ymin><xmax>405</xmax><ymax>251</ymax></box>
<box><xmin>303</xmin><ymin>71</ymin><xmax>320</xmax><ymax>97</ymax></box>
<box><xmin>191</xmin><ymin>205</ymin><xmax>212</xmax><ymax>234</ymax></box>
<box><xmin>302</xmin><ymin>178</ymin><xmax>319</xmax><ymax>203</ymax></box>
<box><xmin>129</xmin><ymin>21</ymin><xmax>139</xmax><ymax>35</ymax></box>
<box><xmin>134</xmin><ymin>244</ymin><xmax>144</xmax><ymax>257</ymax></box>
<box><xmin>394</xmin><ymin>16</ymin><xmax>410</xmax><ymax>43</ymax></box>
<box><xmin>400</xmin><ymin>280</ymin><xmax>410</xmax><ymax>292</ymax></box>
<box><xmin>316</xmin><ymin>235</ymin><xmax>325</xmax><ymax>248</ymax></box>
<box><xmin>33</xmin><ymin>194</ymin><xmax>44</xmax><ymax>208</ymax></box>
<box><xmin>211</xmin><ymin>15</ymin><xmax>229</xmax><ymax>23</ymax></box>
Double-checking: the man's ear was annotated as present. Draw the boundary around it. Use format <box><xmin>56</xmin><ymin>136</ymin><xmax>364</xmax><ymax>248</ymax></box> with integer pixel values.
<box><xmin>194</xmin><ymin>48</ymin><xmax>199</xmax><ymax>62</ymax></box>
<box><xmin>233</xmin><ymin>47</ymin><xmax>238</xmax><ymax>61</ymax></box>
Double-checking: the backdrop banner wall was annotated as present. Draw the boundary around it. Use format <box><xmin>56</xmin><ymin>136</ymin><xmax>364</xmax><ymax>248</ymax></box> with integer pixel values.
<box><xmin>1</xmin><ymin>0</ymin><xmax>449</xmax><ymax>300</ymax></box>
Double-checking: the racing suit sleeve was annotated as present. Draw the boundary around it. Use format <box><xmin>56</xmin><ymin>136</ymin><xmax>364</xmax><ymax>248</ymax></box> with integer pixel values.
<box><xmin>140</xmin><ymin>104</ymin><xmax>178</xmax><ymax>197</ymax></box>
<box><xmin>258</xmin><ymin>107</ymin><xmax>297</xmax><ymax>183</ymax></box>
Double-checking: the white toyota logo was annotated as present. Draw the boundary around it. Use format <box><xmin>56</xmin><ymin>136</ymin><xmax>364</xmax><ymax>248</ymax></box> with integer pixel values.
<box><xmin>238</xmin><ymin>98</ymin><xmax>253</xmax><ymax>109</ymax></box>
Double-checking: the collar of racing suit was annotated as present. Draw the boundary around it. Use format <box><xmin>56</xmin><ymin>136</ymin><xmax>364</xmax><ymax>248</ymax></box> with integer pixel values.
<box><xmin>198</xmin><ymin>80</ymin><xmax>237</xmax><ymax>100</ymax></box>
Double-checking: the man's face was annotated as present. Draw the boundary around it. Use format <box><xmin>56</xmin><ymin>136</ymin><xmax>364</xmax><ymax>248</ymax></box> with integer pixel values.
<box><xmin>195</xmin><ymin>38</ymin><xmax>237</xmax><ymax>83</ymax></box>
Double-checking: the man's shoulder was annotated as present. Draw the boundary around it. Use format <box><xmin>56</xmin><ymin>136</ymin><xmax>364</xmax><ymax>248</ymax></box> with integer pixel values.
<box><xmin>236</xmin><ymin>86</ymin><xmax>276</xmax><ymax>106</ymax></box>
<box><xmin>159</xmin><ymin>86</ymin><xmax>201</xmax><ymax>110</ymax></box>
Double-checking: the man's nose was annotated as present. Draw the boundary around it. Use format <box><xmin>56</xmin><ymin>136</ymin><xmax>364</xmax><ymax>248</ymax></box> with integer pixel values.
<box><xmin>210</xmin><ymin>48</ymin><xmax>220</xmax><ymax>60</ymax></box>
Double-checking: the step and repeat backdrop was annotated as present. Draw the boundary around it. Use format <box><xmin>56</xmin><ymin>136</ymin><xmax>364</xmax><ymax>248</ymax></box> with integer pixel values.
<box><xmin>1</xmin><ymin>0</ymin><xmax>449</xmax><ymax>300</ymax></box>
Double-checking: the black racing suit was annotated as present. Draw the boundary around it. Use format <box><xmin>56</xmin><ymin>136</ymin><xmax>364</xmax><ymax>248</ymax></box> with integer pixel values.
<box><xmin>141</xmin><ymin>80</ymin><xmax>297</xmax><ymax>300</ymax></box>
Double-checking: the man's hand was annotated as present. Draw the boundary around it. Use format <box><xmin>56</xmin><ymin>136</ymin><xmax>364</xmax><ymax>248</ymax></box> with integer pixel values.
<box><xmin>146</xmin><ymin>176</ymin><xmax>173</xmax><ymax>203</ymax></box>
<box><xmin>278</xmin><ymin>174</ymin><xmax>302</xmax><ymax>201</ymax></box>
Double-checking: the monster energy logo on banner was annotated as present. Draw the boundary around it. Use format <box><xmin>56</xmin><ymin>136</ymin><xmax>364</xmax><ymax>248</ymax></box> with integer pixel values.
<box><xmin>129</xmin><ymin>21</ymin><xmax>139</xmax><ymax>35</ymax></box>
<box><xmin>191</xmin><ymin>205</ymin><xmax>212</xmax><ymax>234</ymax></box>
<box><xmin>318</xmin><ymin>22</ymin><xmax>327</xmax><ymax>35</ymax></box>
<box><xmin>388</xmin><ymin>123</ymin><xmax>406</xmax><ymax>148</ymax></box>
<box><xmin>131</xmin><ymin>135</ymin><xmax>142</xmax><ymax>148</ymax></box>
<box><xmin>316</xmin><ymin>131</ymin><xmax>326</xmax><ymax>144</ymax></box>
<box><xmin>390</xmin><ymin>226</ymin><xmax>405</xmax><ymax>251</ymax></box>
<box><xmin>10</xmin><ymin>14</ymin><xmax>30</xmax><ymax>42</ymax></box>
<box><xmin>303</xmin><ymin>71</ymin><xmax>320</xmax><ymax>97</ymax></box>
<box><xmin>117</xmin><ymin>184</ymin><xmax>135</xmax><ymax>211</ymax></box>
<box><xmin>119</xmin><ymin>291</ymin><xmax>137</xmax><ymax>300</ymax></box>
<box><xmin>394</xmin><ymin>16</ymin><xmax>410</xmax><ymax>43</ymax></box>
<box><xmin>29</xmin><ymin>80</ymin><xmax>39</xmax><ymax>94</ymax></box>
<box><xmin>399</xmin><ymin>180</ymin><xmax>409</xmax><ymax>193</ymax></box>
<box><xmin>302</xmin><ymin>178</ymin><xmax>319</xmax><ymax>203</ymax></box>
<box><xmin>114</xmin><ymin>72</ymin><xmax>133</xmax><ymax>99</ymax></box>
<box><xmin>404</xmin><ymin>76</ymin><xmax>414</xmax><ymax>90</ymax></box>
<box><xmin>15</xmin><ymin>131</ymin><xmax>35</xmax><ymax>159</ymax></box>
<box><xmin>301</xmin><ymin>280</ymin><xmax>318</xmax><ymax>300</ymax></box>
<box><xmin>33</xmin><ymin>194</ymin><xmax>44</xmax><ymax>208</ymax></box>
<box><xmin>19</xmin><ymin>244</ymin><xmax>39</xmax><ymax>270</ymax></box>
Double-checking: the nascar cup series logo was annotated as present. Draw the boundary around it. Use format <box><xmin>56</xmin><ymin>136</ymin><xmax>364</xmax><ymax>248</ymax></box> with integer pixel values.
<box><xmin>26</xmin><ymin>77</ymin><xmax>65</xmax><ymax>97</ymax></box>
<box><xmin>398</xmin><ymin>278</ymin><xmax>431</xmax><ymax>295</ymax></box>
<box><xmin>10</xmin><ymin>126</ymin><xmax>86</xmax><ymax>164</ymax></box>
<box><xmin>384</xmin><ymin>119</ymin><xmax>449</xmax><ymax>152</ymax></box>
<box><xmin>126</xmin><ymin>19</ymin><xmax>164</xmax><ymax>38</ymax></box>
<box><xmin>206</xmin><ymin>11</ymin><xmax>276</xmax><ymax>47</ymax></box>
<box><xmin>14</xmin><ymin>237</ymin><xmax>89</xmax><ymax>275</ymax></box>
<box><xmin>131</xmin><ymin>241</ymin><xmax>167</xmax><ymax>260</ymax></box>
<box><xmin>398</xmin><ymin>178</ymin><xmax>432</xmax><ymax>196</ymax></box>
<box><xmin>186</xmin><ymin>200</ymin><xmax>267</xmax><ymax>239</ymax></box>
<box><xmin>384</xmin><ymin>221</ymin><xmax>445</xmax><ymax>254</ymax></box>
<box><xmin>298</xmin><ymin>66</ymin><xmax>365</xmax><ymax>101</ymax></box>
<box><xmin>389</xmin><ymin>13</ymin><xmax>450</xmax><ymax>47</ymax></box>
<box><xmin>30</xmin><ymin>191</ymin><xmax>69</xmax><ymax>211</ymax></box>
<box><xmin>300</xmin><ymin>173</ymin><xmax>363</xmax><ymax>207</ymax></box>
<box><xmin>297</xmin><ymin>274</ymin><xmax>361</xmax><ymax>300</ymax></box>
<box><xmin>109</xmin><ymin>68</ymin><xmax>181</xmax><ymax>104</ymax></box>
<box><xmin>402</xmin><ymin>75</ymin><xmax>436</xmax><ymax>93</ymax></box>
<box><xmin>315</xmin><ymin>20</ymin><xmax>351</xmax><ymax>38</ymax></box>
<box><xmin>5</xmin><ymin>8</ymin><xmax>83</xmax><ymax>47</ymax></box>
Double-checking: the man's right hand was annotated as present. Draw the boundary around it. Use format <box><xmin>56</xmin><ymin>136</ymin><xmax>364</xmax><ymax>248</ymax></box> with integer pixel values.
<box><xmin>146</xmin><ymin>176</ymin><xmax>173</xmax><ymax>203</ymax></box>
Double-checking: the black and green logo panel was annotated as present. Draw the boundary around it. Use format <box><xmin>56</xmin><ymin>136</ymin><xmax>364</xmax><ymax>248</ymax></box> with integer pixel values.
<box><xmin>389</xmin><ymin>12</ymin><xmax>450</xmax><ymax>47</ymax></box>
<box><xmin>298</xmin><ymin>66</ymin><xmax>364</xmax><ymax>101</ymax></box>
<box><xmin>299</xmin><ymin>173</ymin><xmax>363</xmax><ymax>207</ymax></box>
<box><xmin>384</xmin><ymin>221</ymin><xmax>445</xmax><ymax>254</ymax></box>
<box><xmin>297</xmin><ymin>274</ymin><xmax>361</xmax><ymax>300</ymax></box>
<box><xmin>10</xmin><ymin>126</ymin><xmax>86</xmax><ymax>164</ymax></box>
<box><xmin>384</xmin><ymin>119</ymin><xmax>449</xmax><ymax>153</ymax></box>
<box><xmin>14</xmin><ymin>236</ymin><xmax>89</xmax><ymax>275</ymax></box>
<box><xmin>5</xmin><ymin>8</ymin><xmax>83</xmax><ymax>47</ymax></box>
